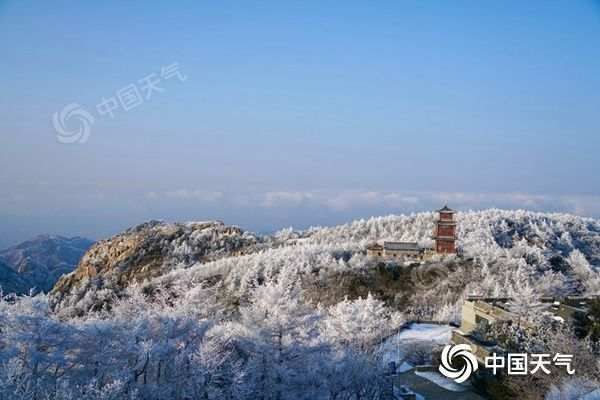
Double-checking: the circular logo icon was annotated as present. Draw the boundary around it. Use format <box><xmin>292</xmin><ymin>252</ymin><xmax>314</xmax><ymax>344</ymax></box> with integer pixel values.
<box><xmin>52</xmin><ymin>103</ymin><xmax>95</xmax><ymax>144</ymax></box>
<box><xmin>439</xmin><ymin>344</ymin><xmax>479</xmax><ymax>383</ymax></box>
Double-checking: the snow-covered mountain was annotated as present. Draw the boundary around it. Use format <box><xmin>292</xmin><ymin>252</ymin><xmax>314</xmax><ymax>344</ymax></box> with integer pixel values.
<box><xmin>51</xmin><ymin>220</ymin><xmax>261</xmax><ymax>311</ymax></box>
<box><xmin>50</xmin><ymin>210</ymin><xmax>600</xmax><ymax>319</ymax></box>
<box><xmin>0</xmin><ymin>235</ymin><xmax>93</xmax><ymax>294</ymax></box>
<box><xmin>3</xmin><ymin>210</ymin><xmax>599</xmax><ymax>400</ymax></box>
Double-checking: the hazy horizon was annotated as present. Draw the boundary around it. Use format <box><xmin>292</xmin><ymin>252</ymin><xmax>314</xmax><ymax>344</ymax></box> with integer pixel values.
<box><xmin>2</xmin><ymin>1</ymin><xmax>600</xmax><ymax>248</ymax></box>
<box><xmin>2</xmin><ymin>192</ymin><xmax>599</xmax><ymax>250</ymax></box>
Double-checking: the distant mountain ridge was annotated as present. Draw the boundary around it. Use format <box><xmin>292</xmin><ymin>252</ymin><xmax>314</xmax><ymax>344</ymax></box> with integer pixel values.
<box><xmin>0</xmin><ymin>260</ymin><xmax>31</xmax><ymax>295</ymax></box>
<box><xmin>0</xmin><ymin>235</ymin><xmax>93</xmax><ymax>294</ymax></box>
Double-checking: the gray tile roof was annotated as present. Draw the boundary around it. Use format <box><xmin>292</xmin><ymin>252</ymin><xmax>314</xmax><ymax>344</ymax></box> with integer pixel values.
<box><xmin>383</xmin><ymin>241</ymin><xmax>421</xmax><ymax>251</ymax></box>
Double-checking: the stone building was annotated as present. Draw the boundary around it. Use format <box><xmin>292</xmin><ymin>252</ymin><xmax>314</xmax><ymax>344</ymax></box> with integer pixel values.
<box><xmin>451</xmin><ymin>296</ymin><xmax>600</xmax><ymax>363</ymax></box>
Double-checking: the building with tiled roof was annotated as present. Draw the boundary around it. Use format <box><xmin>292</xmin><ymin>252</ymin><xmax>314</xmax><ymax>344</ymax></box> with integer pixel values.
<box><xmin>366</xmin><ymin>205</ymin><xmax>457</xmax><ymax>260</ymax></box>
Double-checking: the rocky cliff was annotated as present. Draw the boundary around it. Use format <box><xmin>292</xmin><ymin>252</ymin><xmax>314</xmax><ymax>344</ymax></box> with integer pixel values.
<box><xmin>51</xmin><ymin>220</ymin><xmax>259</xmax><ymax>308</ymax></box>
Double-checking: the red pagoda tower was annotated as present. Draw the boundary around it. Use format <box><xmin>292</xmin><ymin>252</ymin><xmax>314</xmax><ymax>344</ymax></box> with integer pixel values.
<box><xmin>434</xmin><ymin>205</ymin><xmax>456</xmax><ymax>254</ymax></box>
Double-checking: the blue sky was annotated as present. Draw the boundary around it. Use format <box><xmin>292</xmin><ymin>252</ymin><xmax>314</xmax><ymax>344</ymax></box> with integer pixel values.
<box><xmin>1</xmin><ymin>1</ymin><xmax>600</xmax><ymax>248</ymax></box>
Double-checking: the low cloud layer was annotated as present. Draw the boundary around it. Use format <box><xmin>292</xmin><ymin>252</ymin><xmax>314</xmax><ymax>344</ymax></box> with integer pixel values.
<box><xmin>143</xmin><ymin>189</ymin><xmax>600</xmax><ymax>217</ymax></box>
<box><xmin>147</xmin><ymin>190</ymin><xmax>224</xmax><ymax>202</ymax></box>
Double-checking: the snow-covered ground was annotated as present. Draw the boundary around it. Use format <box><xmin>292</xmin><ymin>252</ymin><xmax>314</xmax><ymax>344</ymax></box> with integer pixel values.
<box><xmin>394</xmin><ymin>323</ymin><xmax>453</xmax><ymax>343</ymax></box>
<box><xmin>380</xmin><ymin>323</ymin><xmax>453</xmax><ymax>367</ymax></box>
